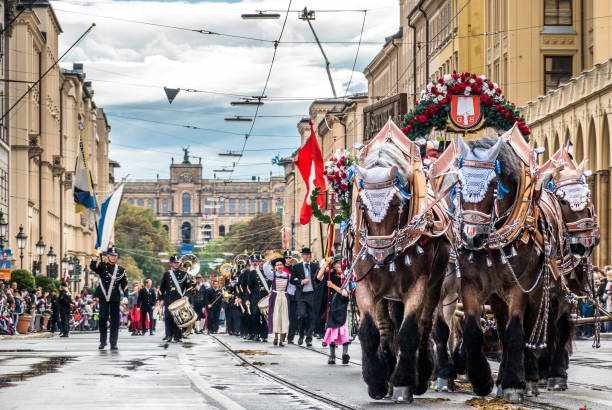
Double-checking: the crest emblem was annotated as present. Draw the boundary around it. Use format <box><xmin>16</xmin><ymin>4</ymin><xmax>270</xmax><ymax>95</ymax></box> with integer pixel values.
<box><xmin>450</xmin><ymin>95</ymin><xmax>482</xmax><ymax>129</ymax></box>
<box><xmin>463</xmin><ymin>225</ymin><xmax>477</xmax><ymax>237</ymax></box>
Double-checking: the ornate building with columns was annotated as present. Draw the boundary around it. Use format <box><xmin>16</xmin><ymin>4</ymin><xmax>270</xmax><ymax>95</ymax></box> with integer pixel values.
<box><xmin>123</xmin><ymin>149</ymin><xmax>285</xmax><ymax>249</ymax></box>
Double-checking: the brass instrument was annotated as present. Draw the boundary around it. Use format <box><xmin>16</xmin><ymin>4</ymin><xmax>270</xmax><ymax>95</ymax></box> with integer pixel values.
<box><xmin>222</xmin><ymin>289</ymin><xmax>233</xmax><ymax>303</ymax></box>
<box><xmin>180</xmin><ymin>254</ymin><xmax>200</xmax><ymax>278</ymax></box>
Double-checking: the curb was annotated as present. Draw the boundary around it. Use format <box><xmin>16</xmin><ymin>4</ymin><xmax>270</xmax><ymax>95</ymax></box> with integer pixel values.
<box><xmin>0</xmin><ymin>332</ymin><xmax>53</xmax><ymax>340</ymax></box>
<box><xmin>600</xmin><ymin>333</ymin><xmax>612</xmax><ymax>340</ymax></box>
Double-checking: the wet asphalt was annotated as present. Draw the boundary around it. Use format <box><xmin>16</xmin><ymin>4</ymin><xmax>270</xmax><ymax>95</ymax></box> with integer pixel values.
<box><xmin>0</xmin><ymin>330</ymin><xmax>611</xmax><ymax>409</ymax></box>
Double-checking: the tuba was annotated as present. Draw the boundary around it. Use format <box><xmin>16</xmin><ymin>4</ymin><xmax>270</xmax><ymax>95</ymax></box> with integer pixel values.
<box><xmin>179</xmin><ymin>254</ymin><xmax>200</xmax><ymax>278</ymax></box>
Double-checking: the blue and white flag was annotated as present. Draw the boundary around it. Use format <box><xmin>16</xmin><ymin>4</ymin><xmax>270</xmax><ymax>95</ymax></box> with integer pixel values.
<box><xmin>73</xmin><ymin>136</ymin><xmax>97</xmax><ymax>213</ymax></box>
<box><xmin>96</xmin><ymin>183</ymin><xmax>125</xmax><ymax>254</ymax></box>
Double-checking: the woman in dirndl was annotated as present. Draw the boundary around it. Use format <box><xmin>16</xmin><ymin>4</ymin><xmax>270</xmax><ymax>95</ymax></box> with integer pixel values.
<box><xmin>263</xmin><ymin>257</ymin><xmax>294</xmax><ymax>346</ymax></box>
<box><xmin>316</xmin><ymin>254</ymin><xmax>350</xmax><ymax>364</ymax></box>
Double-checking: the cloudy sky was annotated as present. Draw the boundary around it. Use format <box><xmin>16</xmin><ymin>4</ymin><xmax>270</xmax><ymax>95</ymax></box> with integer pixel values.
<box><xmin>52</xmin><ymin>0</ymin><xmax>398</xmax><ymax>181</ymax></box>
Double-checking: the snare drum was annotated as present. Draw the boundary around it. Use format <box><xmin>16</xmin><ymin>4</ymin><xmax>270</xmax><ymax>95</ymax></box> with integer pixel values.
<box><xmin>257</xmin><ymin>295</ymin><xmax>270</xmax><ymax>317</ymax></box>
<box><xmin>168</xmin><ymin>298</ymin><xmax>197</xmax><ymax>328</ymax></box>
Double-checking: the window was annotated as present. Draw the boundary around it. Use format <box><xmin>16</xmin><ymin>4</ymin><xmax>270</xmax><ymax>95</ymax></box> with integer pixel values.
<box><xmin>229</xmin><ymin>199</ymin><xmax>236</xmax><ymax>215</ymax></box>
<box><xmin>544</xmin><ymin>0</ymin><xmax>572</xmax><ymax>25</ymax></box>
<box><xmin>261</xmin><ymin>199</ymin><xmax>269</xmax><ymax>214</ymax></box>
<box><xmin>147</xmin><ymin>199</ymin><xmax>154</xmax><ymax>211</ymax></box>
<box><xmin>219</xmin><ymin>199</ymin><xmax>226</xmax><ymax>215</ymax></box>
<box><xmin>161</xmin><ymin>199</ymin><xmax>169</xmax><ymax>214</ymax></box>
<box><xmin>181</xmin><ymin>222</ymin><xmax>191</xmax><ymax>244</ymax></box>
<box><xmin>544</xmin><ymin>56</ymin><xmax>572</xmax><ymax>92</ymax></box>
<box><xmin>249</xmin><ymin>199</ymin><xmax>256</xmax><ymax>215</ymax></box>
<box><xmin>182</xmin><ymin>193</ymin><xmax>191</xmax><ymax>214</ymax></box>
<box><xmin>162</xmin><ymin>225</ymin><xmax>169</xmax><ymax>232</ymax></box>
<box><xmin>137</xmin><ymin>198</ymin><xmax>144</xmax><ymax>207</ymax></box>
<box><xmin>204</xmin><ymin>199</ymin><xmax>212</xmax><ymax>215</ymax></box>
<box><xmin>127</xmin><ymin>198</ymin><xmax>134</xmax><ymax>205</ymax></box>
<box><xmin>239</xmin><ymin>199</ymin><xmax>246</xmax><ymax>215</ymax></box>
<box><xmin>203</xmin><ymin>225</ymin><xmax>212</xmax><ymax>241</ymax></box>
<box><xmin>219</xmin><ymin>225</ymin><xmax>225</xmax><ymax>236</ymax></box>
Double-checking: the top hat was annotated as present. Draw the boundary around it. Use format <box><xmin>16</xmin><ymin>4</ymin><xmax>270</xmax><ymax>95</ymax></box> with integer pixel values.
<box><xmin>301</xmin><ymin>247</ymin><xmax>312</xmax><ymax>254</ymax></box>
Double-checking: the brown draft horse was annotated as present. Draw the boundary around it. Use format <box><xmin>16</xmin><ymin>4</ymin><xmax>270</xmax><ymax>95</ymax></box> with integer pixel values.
<box><xmin>455</xmin><ymin>134</ymin><xmax>557</xmax><ymax>403</ymax></box>
<box><xmin>352</xmin><ymin>140</ymin><xmax>452</xmax><ymax>402</ymax></box>
<box><xmin>535</xmin><ymin>156</ymin><xmax>600</xmax><ymax>392</ymax></box>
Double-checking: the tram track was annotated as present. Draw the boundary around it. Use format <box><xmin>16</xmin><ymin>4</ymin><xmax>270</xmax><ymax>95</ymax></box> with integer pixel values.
<box><xmin>210</xmin><ymin>335</ymin><xmax>358</xmax><ymax>410</ymax></box>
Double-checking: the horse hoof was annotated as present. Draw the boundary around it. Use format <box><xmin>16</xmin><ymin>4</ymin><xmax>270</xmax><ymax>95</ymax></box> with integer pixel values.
<box><xmin>392</xmin><ymin>386</ymin><xmax>414</xmax><ymax>402</ymax></box>
<box><xmin>546</xmin><ymin>377</ymin><xmax>567</xmax><ymax>391</ymax></box>
<box><xmin>367</xmin><ymin>384</ymin><xmax>388</xmax><ymax>400</ymax></box>
<box><xmin>503</xmin><ymin>388</ymin><xmax>525</xmax><ymax>403</ymax></box>
<box><xmin>472</xmin><ymin>379</ymin><xmax>494</xmax><ymax>397</ymax></box>
<box><xmin>385</xmin><ymin>382</ymin><xmax>394</xmax><ymax>398</ymax></box>
<box><xmin>435</xmin><ymin>377</ymin><xmax>451</xmax><ymax>392</ymax></box>
<box><xmin>525</xmin><ymin>381</ymin><xmax>539</xmax><ymax>397</ymax></box>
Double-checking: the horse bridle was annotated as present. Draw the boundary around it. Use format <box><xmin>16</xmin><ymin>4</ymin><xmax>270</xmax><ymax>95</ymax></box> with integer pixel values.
<box><xmin>456</xmin><ymin>159</ymin><xmax>512</xmax><ymax>250</ymax></box>
<box><xmin>551</xmin><ymin>177</ymin><xmax>600</xmax><ymax>252</ymax></box>
<box><xmin>357</xmin><ymin>176</ymin><xmax>407</xmax><ymax>266</ymax></box>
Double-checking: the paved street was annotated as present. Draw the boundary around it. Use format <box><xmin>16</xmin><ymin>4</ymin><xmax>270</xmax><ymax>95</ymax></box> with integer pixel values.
<box><xmin>1</xmin><ymin>330</ymin><xmax>611</xmax><ymax>409</ymax></box>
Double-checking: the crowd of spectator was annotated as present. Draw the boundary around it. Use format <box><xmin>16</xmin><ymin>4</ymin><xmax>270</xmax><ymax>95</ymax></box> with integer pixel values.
<box><xmin>575</xmin><ymin>265</ymin><xmax>612</xmax><ymax>338</ymax></box>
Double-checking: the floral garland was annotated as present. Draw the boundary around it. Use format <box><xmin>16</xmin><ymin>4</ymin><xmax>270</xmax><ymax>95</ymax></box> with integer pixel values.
<box><xmin>324</xmin><ymin>149</ymin><xmax>357</xmax><ymax>201</ymax></box>
<box><xmin>310</xmin><ymin>150</ymin><xmax>357</xmax><ymax>224</ymax></box>
<box><xmin>400</xmin><ymin>72</ymin><xmax>530</xmax><ymax>141</ymax></box>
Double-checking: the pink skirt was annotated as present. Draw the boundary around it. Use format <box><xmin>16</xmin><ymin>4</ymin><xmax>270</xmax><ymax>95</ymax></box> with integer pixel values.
<box><xmin>323</xmin><ymin>320</ymin><xmax>349</xmax><ymax>345</ymax></box>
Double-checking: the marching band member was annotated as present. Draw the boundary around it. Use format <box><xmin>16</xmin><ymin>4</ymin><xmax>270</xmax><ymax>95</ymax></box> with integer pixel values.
<box><xmin>248</xmin><ymin>254</ymin><xmax>270</xmax><ymax>342</ymax></box>
<box><xmin>90</xmin><ymin>246</ymin><xmax>129</xmax><ymax>350</ymax></box>
<box><xmin>263</xmin><ymin>256</ymin><xmax>295</xmax><ymax>346</ymax></box>
<box><xmin>316</xmin><ymin>254</ymin><xmax>350</xmax><ymax>365</ymax></box>
<box><xmin>238</xmin><ymin>261</ymin><xmax>252</xmax><ymax>339</ymax></box>
<box><xmin>206</xmin><ymin>279</ymin><xmax>222</xmax><ymax>334</ymax></box>
<box><xmin>290</xmin><ymin>247</ymin><xmax>320</xmax><ymax>347</ymax></box>
<box><xmin>225</xmin><ymin>272</ymin><xmax>242</xmax><ymax>336</ymax></box>
<box><xmin>193</xmin><ymin>274</ymin><xmax>207</xmax><ymax>334</ymax></box>
<box><xmin>159</xmin><ymin>255</ymin><xmax>195</xmax><ymax>342</ymax></box>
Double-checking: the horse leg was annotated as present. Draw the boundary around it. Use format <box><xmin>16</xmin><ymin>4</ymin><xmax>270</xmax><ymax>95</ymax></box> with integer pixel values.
<box><xmin>433</xmin><ymin>313</ymin><xmax>456</xmax><ymax>391</ymax></box>
<box><xmin>461</xmin><ymin>282</ymin><xmax>493</xmax><ymax>397</ymax></box>
<box><xmin>376</xmin><ymin>298</ymin><xmax>398</xmax><ymax>397</ymax></box>
<box><xmin>389</xmin><ymin>275</ymin><xmax>428</xmax><ymax>402</ymax></box>
<box><xmin>356</xmin><ymin>283</ymin><xmax>389</xmax><ymax>399</ymax></box>
<box><xmin>500</xmin><ymin>290</ymin><xmax>529</xmax><ymax>403</ymax></box>
<box><xmin>547</xmin><ymin>311</ymin><xmax>571</xmax><ymax>391</ymax></box>
<box><xmin>489</xmin><ymin>294</ymin><xmax>508</xmax><ymax>395</ymax></box>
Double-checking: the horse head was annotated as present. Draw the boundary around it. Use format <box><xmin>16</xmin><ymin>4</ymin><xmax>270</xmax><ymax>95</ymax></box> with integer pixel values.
<box><xmin>355</xmin><ymin>143</ymin><xmax>412</xmax><ymax>266</ymax></box>
<box><xmin>456</xmin><ymin>135</ymin><xmax>520</xmax><ymax>250</ymax></box>
<box><xmin>547</xmin><ymin>159</ymin><xmax>600</xmax><ymax>258</ymax></box>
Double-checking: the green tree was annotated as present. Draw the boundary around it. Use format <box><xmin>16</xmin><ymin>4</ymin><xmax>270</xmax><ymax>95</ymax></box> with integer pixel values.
<box><xmin>228</xmin><ymin>214</ymin><xmax>282</xmax><ymax>254</ymax></box>
<box><xmin>35</xmin><ymin>275</ymin><xmax>58</xmax><ymax>293</ymax></box>
<box><xmin>120</xmin><ymin>253</ymin><xmax>143</xmax><ymax>284</ymax></box>
<box><xmin>114</xmin><ymin>202</ymin><xmax>173</xmax><ymax>285</ymax></box>
<box><xmin>11</xmin><ymin>269</ymin><xmax>35</xmax><ymax>291</ymax></box>
<box><xmin>195</xmin><ymin>238</ymin><xmax>230</xmax><ymax>279</ymax></box>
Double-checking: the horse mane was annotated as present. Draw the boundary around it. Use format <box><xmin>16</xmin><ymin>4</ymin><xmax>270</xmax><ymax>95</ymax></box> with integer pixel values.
<box><xmin>467</xmin><ymin>136</ymin><xmax>521</xmax><ymax>186</ymax></box>
<box><xmin>362</xmin><ymin>143</ymin><xmax>413</xmax><ymax>180</ymax></box>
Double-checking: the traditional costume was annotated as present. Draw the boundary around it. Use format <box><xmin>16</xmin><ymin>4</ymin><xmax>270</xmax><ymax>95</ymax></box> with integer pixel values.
<box><xmin>263</xmin><ymin>258</ymin><xmax>296</xmax><ymax>346</ymax></box>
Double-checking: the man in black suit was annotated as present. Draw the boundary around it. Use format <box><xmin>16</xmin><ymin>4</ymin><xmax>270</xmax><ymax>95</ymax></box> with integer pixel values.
<box><xmin>284</xmin><ymin>250</ymin><xmax>298</xmax><ymax>344</ymax></box>
<box><xmin>58</xmin><ymin>282</ymin><xmax>72</xmax><ymax>337</ymax></box>
<box><xmin>206</xmin><ymin>279</ymin><xmax>222</xmax><ymax>334</ymax></box>
<box><xmin>48</xmin><ymin>289</ymin><xmax>60</xmax><ymax>334</ymax></box>
<box><xmin>290</xmin><ymin>247</ymin><xmax>320</xmax><ymax>347</ymax></box>
<box><xmin>138</xmin><ymin>279</ymin><xmax>156</xmax><ymax>335</ymax></box>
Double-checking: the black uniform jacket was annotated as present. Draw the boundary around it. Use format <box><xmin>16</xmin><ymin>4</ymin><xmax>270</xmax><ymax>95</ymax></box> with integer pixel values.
<box><xmin>247</xmin><ymin>268</ymin><xmax>270</xmax><ymax>305</ymax></box>
<box><xmin>138</xmin><ymin>287</ymin><xmax>157</xmax><ymax>309</ymax></box>
<box><xmin>193</xmin><ymin>284</ymin><xmax>208</xmax><ymax>307</ymax></box>
<box><xmin>58</xmin><ymin>290</ymin><xmax>72</xmax><ymax>311</ymax></box>
<box><xmin>326</xmin><ymin>273</ymin><xmax>349</xmax><ymax>329</ymax></box>
<box><xmin>159</xmin><ymin>269</ymin><xmax>195</xmax><ymax>305</ymax></box>
<box><xmin>206</xmin><ymin>288</ymin><xmax>222</xmax><ymax>310</ymax></box>
<box><xmin>289</xmin><ymin>261</ymin><xmax>320</xmax><ymax>299</ymax></box>
<box><xmin>90</xmin><ymin>261</ymin><xmax>128</xmax><ymax>303</ymax></box>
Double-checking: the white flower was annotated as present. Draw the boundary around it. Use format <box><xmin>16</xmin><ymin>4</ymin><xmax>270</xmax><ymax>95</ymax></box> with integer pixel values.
<box><xmin>493</xmin><ymin>83</ymin><xmax>499</xmax><ymax>90</ymax></box>
<box><xmin>469</xmin><ymin>78</ymin><xmax>475</xmax><ymax>84</ymax></box>
<box><xmin>437</xmin><ymin>95</ymin><xmax>444</xmax><ymax>102</ymax></box>
<box><xmin>464</xmin><ymin>86</ymin><xmax>472</xmax><ymax>96</ymax></box>
<box><xmin>479</xmin><ymin>75</ymin><xmax>487</xmax><ymax>81</ymax></box>
<box><xmin>444</xmin><ymin>74</ymin><xmax>453</xmax><ymax>83</ymax></box>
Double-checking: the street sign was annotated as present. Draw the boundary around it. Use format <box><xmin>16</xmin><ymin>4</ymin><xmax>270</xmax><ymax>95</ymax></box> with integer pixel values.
<box><xmin>69</xmin><ymin>278</ymin><xmax>82</xmax><ymax>282</ymax></box>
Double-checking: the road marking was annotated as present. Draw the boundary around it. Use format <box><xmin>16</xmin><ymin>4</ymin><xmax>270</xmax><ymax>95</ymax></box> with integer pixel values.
<box><xmin>178</xmin><ymin>352</ymin><xmax>245</xmax><ymax>410</ymax></box>
<box><xmin>553</xmin><ymin>392</ymin><xmax>612</xmax><ymax>407</ymax></box>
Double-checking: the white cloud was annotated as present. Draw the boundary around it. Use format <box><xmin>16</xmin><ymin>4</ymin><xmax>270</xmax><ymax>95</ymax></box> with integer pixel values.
<box><xmin>51</xmin><ymin>0</ymin><xmax>399</xmax><ymax>179</ymax></box>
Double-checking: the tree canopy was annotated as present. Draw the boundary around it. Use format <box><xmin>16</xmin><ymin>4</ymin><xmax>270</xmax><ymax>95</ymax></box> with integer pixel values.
<box><xmin>114</xmin><ymin>202</ymin><xmax>173</xmax><ymax>285</ymax></box>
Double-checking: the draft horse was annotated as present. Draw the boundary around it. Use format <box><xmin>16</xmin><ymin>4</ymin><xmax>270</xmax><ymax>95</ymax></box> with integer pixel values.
<box><xmin>351</xmin><ymin>123</ymin><xmax>452</xmax><ymax>402</ymax></box>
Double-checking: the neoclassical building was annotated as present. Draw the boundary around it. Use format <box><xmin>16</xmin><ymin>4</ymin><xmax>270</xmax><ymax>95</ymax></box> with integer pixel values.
<box><xmin>123</xmin><ymin>150</ymin><xmax>285</xmax><ymax>249</ymax></box>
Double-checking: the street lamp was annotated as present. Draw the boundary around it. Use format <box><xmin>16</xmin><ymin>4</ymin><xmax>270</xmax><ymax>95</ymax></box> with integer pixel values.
<box><xmin>15</xmin><ymin>225</ymin><xmax>27</xmax><ymax>269</ymax></box>
<box><xmin>61</xmin><ymin>254</ymin><xmax>69</xmax><ymax>278</ymax></box>
<box><xmin>68</xmin><ymin>257</ymin><xmax>75</xmax><ymax>272</ymax></box>
<box><xmin>47</xmin><ymin>246</ymin><xmax>57</xmax><ymax>278</ymax></box>
<box><xmin>33</xmin><ymin>236</ymin><xmax>45</xmax><ymax>274</ymax></box>
<box><xmin>47</xmin><ymin>246</ymin><xmax>56</xmax><ymax>265</ymax></box>
<box><xmin>241</xmin><ymin>11</ymin><xmax>280</xmax><ymax>19</ymax></box>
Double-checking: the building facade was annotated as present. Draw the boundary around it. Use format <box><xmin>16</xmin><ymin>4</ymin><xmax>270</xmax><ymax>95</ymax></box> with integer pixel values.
<box><xmin>9</xmin><ymin>1</ymin><xmax>113</xmax><ymax>290</ymax></box>
<box><xmin>123</xmin><ymin>150</ymin><xmax>285</xmax><ymax>249</ymax></box>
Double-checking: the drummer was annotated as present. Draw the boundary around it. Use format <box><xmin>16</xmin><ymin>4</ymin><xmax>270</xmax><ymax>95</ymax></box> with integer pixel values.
<box><xmin>159</xmin><ymin>255</ymin><xmax>196</xmax><ymax>342</ymax></box>
<box><xmin>263</xmin><ymin>256</ymin><xmax>295</xmax><ymax>346</ymax></box>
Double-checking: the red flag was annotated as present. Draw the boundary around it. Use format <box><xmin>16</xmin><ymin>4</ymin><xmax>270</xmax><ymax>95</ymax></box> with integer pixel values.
<box><xmin>295</xmin><ymin>120</ymin><xmax>326</xmax><ymax>224</ymax></box>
